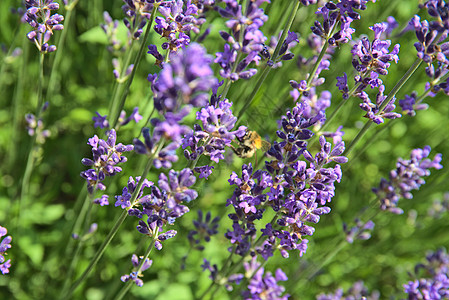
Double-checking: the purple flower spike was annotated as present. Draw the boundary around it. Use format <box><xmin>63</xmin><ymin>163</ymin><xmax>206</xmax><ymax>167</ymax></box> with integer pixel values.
<box><xmin>120</xmin><ymin>254</ymin><xmax>153</xmax><ymax>287</ymax></box>
<box><xmin>373</xmin><ymin>146</ymin><xmax>443</xmax><ymax>214</ymax></box>
<box><xmin>187</xmin><ymin>210</ymin><xmax>219</xmax><ymax>250</ymax></box>
<box><xmin>404</xmin><ymin>248</ymin><xmax>449</xmax><ymax>299</ymax></box>
<box><xmin>0</xmin><ymin>226</ymin><xmax>12</xmax><ymax>275</ymax></box>
<box><xmin>24</xmin><ymin>0</ymin><xmax>64</xmax><ymax>53</ymax></box>
<box><xmin>150</xmin><ymin>43</ymin><xmax>217</xmax><ymax>113</ymax></box>
<box><xmin>241</xmin><ymin>257</ymin><xmax>290</xmax><ymax>300</ymax></box>
<box><xmin>80</xmin><ymin>129</ymin><xmax>134</xmax><ymax>194</ymax></box>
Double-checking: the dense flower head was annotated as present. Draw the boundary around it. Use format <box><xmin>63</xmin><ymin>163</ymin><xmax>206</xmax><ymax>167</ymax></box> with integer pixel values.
<box><xmin>0</xmin><ymin>226</ymin><xmax>12</xmax><ymax>275</ymax></box>
<box><xmin>343</xmin><ymin>218</ymin><xmax>375</xmax><ymax>244</ymax></box>
<box><xmin>120</xmin><ymin>254</ymin><xmax>153</xmax><ymax>287</ymax></box>
<box><xmin>312</xmin><ymin>0</ymin><xmax>376</xmax><ymax>47</ymax></box>
<box><xmin>373</xmin><ymin>146</ymin><xmax>443</xmax><ymax>214</ymax></box>
<box><xmin>24</xmin><ymin>0</ymin><xmax>64</xmax><ymax>53</ymax></box>
<box><xmin>410</xmin><ymin>15</ymin><xmax>449</xmax><ymax>66</ymax></box>
<box><xmin>182</xmin><ymin>99</ymin><xmax>246</xmax><ymax>167</ymax></box>
<box><xmin>316</xmin><ymin>280</ymin><xmax>380</xmax><ymax>300</ymax></box>
<box><xmin>152</xmin><ymin>0</ymin><xmax>205</xmax><ymax>56</ymax></box>
<box><xmin>214</xmin><ymin>0</ymin><xmax>270</xmax><ymax>81</ymax></box>
<box><xmin>187</xmin><ymin>210</ymin><xmax>219</xmax><ymax>250</ymax></box>
<box><xmin>241</xmin><ymin>258</ymin><xmax>289</xmax><ymax>300</ymax></box>
<box><xmin>350</xmin><ymin>23</ymin><xmax>400</xmax><ymax>92</ymax></box>
<box><xmin>136</xmin><ymin>168</ymin><xmax>197</xmax><ymax>249</ymax></box>
<box><xmin>149</xmin><ymin>43</ymin><xmax>217</xmax><ymax>113</ymax></box>
<box><xmin>403</xmin><ymin>248</ymin><xmax>449</xmax><ymax>299</ymax></box>
<box><xmin>419</xmin><ymin>0</ymin><xmax>449</xmax><ymax>32</ymax></box>
<box><xmin>122</xmin><ymin>0</ymin><xmax>160</xmax><ymax>39</ymax></box>
<box><xmin>290</xmin><ymin>87</ymin><xmax>332</xmax><ymax>128</ymax></box>
<box><xmin>80</xmin><ymin>129</ymin><xmax>134</xmax><ymax>194</ymax></box>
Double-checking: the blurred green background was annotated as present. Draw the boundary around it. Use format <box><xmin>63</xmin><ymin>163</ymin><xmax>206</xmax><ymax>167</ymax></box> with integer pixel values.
<box><xmin>0</xmin><ymin>0</ymin><xmax>448</xmax><ymax>299</ymax></box>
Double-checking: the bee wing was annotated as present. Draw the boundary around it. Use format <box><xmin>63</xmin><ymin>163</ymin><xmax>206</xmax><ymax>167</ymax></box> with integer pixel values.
<box><xmin>260</xmin><ymin>140</ymin><xmax>271</xmax><ymax>152</ymax></box>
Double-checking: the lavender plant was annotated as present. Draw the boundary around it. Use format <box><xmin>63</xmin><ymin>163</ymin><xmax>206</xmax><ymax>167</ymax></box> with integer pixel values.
<box><xmin>1</xmin><ymin>0</ymin><xmax>449</xmax><ymax>299</ymax></box>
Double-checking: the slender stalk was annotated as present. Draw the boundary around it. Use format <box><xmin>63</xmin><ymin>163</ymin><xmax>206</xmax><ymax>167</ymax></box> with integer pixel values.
<box><xmin>17</xmin><ymin>52</ymin><xmax>45</xmax><ymax>231</ymax></box>
<box><xmin>47</xmin><ymin>0</ymin><xmax>79</xmax><ymax>98</ymax></box>
<box><xmin>114</xmin><ymin>230</ymin><xmax>159</xmax><ymax>300</ymax></box>
<box><xmin>236</xmin><ymin>0</ymin><xmax>301</xmax><ymax>120</ymax></box>
<box><xmin>110</xmin><ymin>4</ymin><xmax>159</xmax><ymax>129</ymax></box>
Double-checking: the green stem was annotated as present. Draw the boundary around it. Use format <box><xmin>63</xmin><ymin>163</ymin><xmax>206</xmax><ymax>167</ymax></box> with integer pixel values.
<box><xmin>236</xmin><ymin>0</ymin><xmax>300</xmax><ymax>120</ymax></box>
<box><xmin>47</xmin><ymin>1</ymin><xmax>79</xmax><ymax>98</ymax></box>
<box><xmin>111</xmin><ymin>4</ymin><xmax>159</xmax><ymax>129</ymax></box>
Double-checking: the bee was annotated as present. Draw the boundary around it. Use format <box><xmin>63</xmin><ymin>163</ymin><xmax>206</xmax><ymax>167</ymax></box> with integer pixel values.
<box><xmin>231</xmin><ymin>130</ymin><xmax>271</xmax><ymax>159</ymax></box>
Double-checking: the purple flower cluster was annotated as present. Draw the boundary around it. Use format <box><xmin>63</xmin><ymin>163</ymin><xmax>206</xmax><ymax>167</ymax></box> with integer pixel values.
<box><xmin>141</xmin><ymin>43</ymin><xmax>217</xmax><ymax>168</ymax></box>
<box><xmin>0</xmin><ymin>226</ymin><xmax>12</xmax><ymax>275</ymax></box>
<box><xmin>264</xmin><ymin>31</ymin><xmax>300</xmax><ymax>68</ymax></box>
<box><xmin>120</xmin><ymin>254</ymin><xmax>153</xmax><ymax>287</ymax></box>
<box><xmin>224</xmin><ymin>100</ymin><xmax>347</xmax><ymax>260</ymax></box>
<box><xmin>122</xmin><ymin>0</ymin><xmax>159</xmax><ymax>40</ymax></box>
<box><xmin>24</xmin><ymin>0</ymin><xmax>64</xmax><ymax>53</ymax></box>
<box><xmin>398</xmin><ymin>92</ymin><xmax>430</xmax><ymax>117</ymax></box>
<box><xmin>187</xmin><ymin>210</ymin><xmax>219</xmax><ymax>251</ymax></box>
<box><xmin>182</xmin><ymin>98</ymin><xmax>246</xmax><ymax>178</ymax></box>
<box><xmin>313</xmin><ymin>0</ymin><xmax>376</xmax><ymax>47</ymax></box>
<box><xmin>404</xmin><ymin>248</ymin><xmax>449</xmax><ymax>299</ymax></box>
<box><xmin>214</xmin><ymin>0</ymin><xmax>270</xmax><ymax>81</ymax></box>
<box><xmin>101</xmin><ymin>11</ymin><xmax>134</xmax><ymax>80</ymax></box>
<box><xmin>372</xmin><ymin>146</ymin><xmax>443</xmax><ymax>214</ymax></box>
<box><xmin>241</xmin><ymin>258</ymin><xmax>289</xmax><ymax>300</ymax></box>
<box><xmin>358</xmin><ymin>84</ymin><xmax>401</xmax><ymax>124</ymax></box>
<box><xmin>148</xmin><ymin>43</ymin><xmax>217</xmax><ymax>113</ymax></box>
<box><xmin>316</xmin><ymin>280</ymin><xmax>379</xmax><ymax>300</ymax></box>
<box><xmin>148</xmin><ymin>0</ymin><xmax>204</xmax><ymax>63</ymax></box>
<box><xmin>129</xmin><ymin>168</ymin><xmax>198</xmax><ymax>250</ymax></box>
<box><xmin>80</xmin><ymin>129</ymin><xmax>134</xmax><ymax>194</ymax></box>
<box><xmin>92</xmin><ymin>107</ymin><xmax>142</xmax><ymax>129</ymax></box>
<box><xmin>343</xmin><ymin>218</ymin><xmax>375</xmax><ymax>244</ymax></box>
<box><xmin>350</xmin><ymin>23</ymin><xmax>400</xmax><ymax>91</ymax></box>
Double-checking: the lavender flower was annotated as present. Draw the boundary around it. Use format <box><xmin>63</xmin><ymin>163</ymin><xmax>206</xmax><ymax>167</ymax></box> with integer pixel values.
<box><xmin>92</xmin><ymin>107</ymin><xmax>142</xmax><ymax>129</ymax></box>
<box><xmin>398</xmin><ymin>92</ymin><xmax>430</xmax><ymax>117</ymax></box>
<box><xmin>115</xmin><ymin>176</ymin><xmax>153</xmax><ymax>211</ymax></box>
<box><xmin>152</xmin><ymin>0</ymin><xmax>203</xmax><ymax>56</ymax></box>
<box><xmin>316</xmin><ymin>281</ymin><xmax>379</xmax><ymax>300</ymax></box>
<box><xmin>148</xmin><ymin>43</ymin><xmax>217</xmax><ymax>113</ymax></box>
<box><xmin>136</xmin><ymin>169</ymin><xmax>198</xmax><ymax>249</ymax></box>
<box><xmin>403</xmin><ymin>248</ymin><xmax>449</xmax><ymax>299</ymax></box>
<box><xmin>182</xmin><ymin>99</ymin><xmax>246</xmax><ymax>166</ymax></box>
<box><xmin>120</xmin><ymin>254</ymin><xmax>153</xmax><ymax>287</ymax></box>
<box><xmin>24</xmin><ymin>0</ymin><xmax>64</xmax><ymax>53</ymax></box>
<box><xmin>263</xmin><ymin>31</ymin><xmax>300</xmax><ymax>68</ymax></box>
<box><xmin>121</xmin><ymin>0</ymin><xmax>159</xmax><ymax>40</ymax></box>
<box><xmin>187</xmin><ymin>210</ymin><xmax>219</xmax><ymax>251</ymax></box>
<box><xmin>313</xmin><ymin>0</ymin><xmax>376</xmax><ymax>47</ymax></box>
<box><xmin>359</xmin><ymin>84</ymin><xmax>401</xmax><ymax>124</ymax></box>
<box><xmin>0</xmin><ymin>226</ymin><xmax>12</xmax><ymax>275</ymax></box>
<box><xmin>241</xmin><ymin>258</ymin><xmax>289</xmax><ymax>300</ymax></box>
<box><xmin>25</xmin><ymin>110</ymin><xmax>51</xmax><ymax>145</ymax></box>
<box><xmin>80</xmin><ymin>129</ymin><xmax>134</xmax><ymax>193</ymax></box>
<box><xmin>350</xmin><ymin>23</ymin><xmax>400</xmax><ymax>92</ymax></box>
<box><xmin>343</xmin><ymin>218</ymin><xmax>375</xmax><ymax>244</ymax></box>
<box><xmin>214</xmin><ymin>0</ymin><xmax>270</xmax><ymax>81</ymax></box>
<box><xmin>372</xmin><ymin>146</ymin><xmax>443</xmax><ymax>214</ymax></box>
